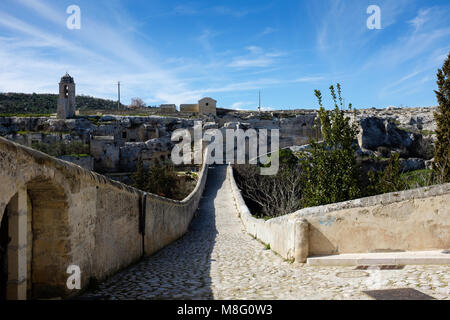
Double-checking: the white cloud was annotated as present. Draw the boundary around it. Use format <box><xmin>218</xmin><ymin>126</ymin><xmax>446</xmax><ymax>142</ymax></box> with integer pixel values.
<box><xmin>228</xmin><ymin>47</ymin><xmax>286</xmax><ymax>68</ymax></box>
<box><xmin>260</xmin><ymin>27</ymin><xmax>276</xmax><ymax>37</ymax></box>
<box><xmin>16</xmin><ymin>0</ymin><xmax>65</xmax><ymax>25</ymax></box>
<box><xmin>228</xmin><ymin>57</ymin><xmax>274</xmax><ymax>68</ymax></box>
<box><xmin>245</xmin><ymin>46</ymin><xmax>263</xmax><ymax>54</ymax></box>
<box><xmin>408</xmin><ymin>8</ymin><xmax>431</xmax><ymax>32</ymax></box>
<box><xmin>212</xmin><ymin>6</ymin><xmax>249</xmax><ymax>18</ymax></box>
<box><xmin>173</xmin><ymin>4</ymin><xmax>198</xmax><ymax>16</ymax></box>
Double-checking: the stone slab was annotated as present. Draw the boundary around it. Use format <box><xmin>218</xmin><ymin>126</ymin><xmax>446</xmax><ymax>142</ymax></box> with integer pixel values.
<box><xmin>307</xmin><ymin>250</ymin><xmax>450</xmax><ymax>266</ymax></box>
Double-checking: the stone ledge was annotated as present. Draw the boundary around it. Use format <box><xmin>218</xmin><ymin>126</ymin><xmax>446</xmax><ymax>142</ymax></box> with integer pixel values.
<box><xmin>307</xmin><ymin>251</ymin><xmax>450</xmax><ymax>266</ymax></box>
<box><xmin>294</xmin><ymin>183</ymin><xmax>450</xmax><ymax>219</ymax></box>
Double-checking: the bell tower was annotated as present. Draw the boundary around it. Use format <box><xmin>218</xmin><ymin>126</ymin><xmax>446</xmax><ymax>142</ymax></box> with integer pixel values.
<box><xmin>57</xmin><ymin>73</ymin><xmax>76</xmax><ymax>119</ymax></box>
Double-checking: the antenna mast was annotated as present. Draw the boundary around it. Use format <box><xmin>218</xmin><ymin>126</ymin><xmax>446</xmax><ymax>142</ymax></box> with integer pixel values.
<box><xmin>117</xmin><ymin>81</ymin><xmax>121</xmax><ymax>111</ymax></box>
<box><xmin>258</xmin><ymin>90</ymin><xmax>261</xmax><ymax>113</ymax></box>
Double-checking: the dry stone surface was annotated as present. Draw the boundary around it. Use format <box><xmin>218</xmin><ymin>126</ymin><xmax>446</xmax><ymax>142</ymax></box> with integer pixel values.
<box><xmin>82</xmin><ymin>166</ymin><xmax>449</xmax><ymax>300</ymax></box>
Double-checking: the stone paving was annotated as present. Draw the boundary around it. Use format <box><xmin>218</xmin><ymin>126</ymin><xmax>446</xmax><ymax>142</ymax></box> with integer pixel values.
<box><xmin>82</xmin><ymin>165</ymin><xmax>450</xmax><ymax>300</ymax></box>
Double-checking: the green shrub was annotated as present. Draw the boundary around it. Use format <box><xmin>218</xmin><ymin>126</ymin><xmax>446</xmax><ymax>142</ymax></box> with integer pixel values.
<box><xmin>132</xmin><ymin>159</ymin><xmax>195</xmax><ymax>200</ymax></box>
<box><xmin>367</xmin><ymin>153</ymin><xmax>407</xmax><ymax>194</ymax></box>
<box><xmin>401</xmin><ymin>169</ymin><xmax>433</xmax><ymax>189</ymax></box>
<box><xmin>301</xmin><ymin>84</ymin><xmax>361</xmax><ymax>207</ymax></box>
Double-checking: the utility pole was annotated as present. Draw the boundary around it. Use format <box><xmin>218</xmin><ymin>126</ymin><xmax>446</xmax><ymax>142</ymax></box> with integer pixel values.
<box><xmin>117</xmin><ymin>81</ymin><xmax>121</xmax><ymax>111</ymax></box>
<box><xmin>258</xmin><ymin>90</ymin><xmax>261</xmax><ymax>113</ymax></box>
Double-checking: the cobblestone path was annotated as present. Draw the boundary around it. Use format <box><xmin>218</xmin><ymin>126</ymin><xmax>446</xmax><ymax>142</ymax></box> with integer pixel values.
<box><xmin>83</xmin><ymin>166</ymin><xmax>450</xmax><ymax>300</ymax></box>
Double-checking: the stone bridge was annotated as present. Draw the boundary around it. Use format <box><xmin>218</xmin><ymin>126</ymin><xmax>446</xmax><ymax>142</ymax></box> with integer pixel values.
<box><xmin>0</xmin><ymin>136</ymin><xmax>208</xmax><ymax>300</ymax></box>
<box><xmin>1</xmin><ymin>136</ymin><xmax>449</xmax><ymax>300</ymax></box>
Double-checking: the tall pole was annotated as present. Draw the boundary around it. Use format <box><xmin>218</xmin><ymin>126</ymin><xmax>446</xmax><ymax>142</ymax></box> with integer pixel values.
<box><xmin>118</xmin><ymin>81</ymin><xmax>121</xmax><ymax>111</ymax></box>
<box><xmin>258</xmin><ymin>90</ymin><xmax>261</xmax><ymax>113</ymax></box>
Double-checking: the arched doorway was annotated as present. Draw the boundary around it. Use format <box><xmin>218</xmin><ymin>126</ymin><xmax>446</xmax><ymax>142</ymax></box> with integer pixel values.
<box><xmin>0</xmin><ymin>206</ymin><xmax>9</xmax><ymax>300</ymax></box>
<box><xmin>0</xmin><ymin>179</ymin><xmax>71</xmax><ymax>300</ymax></box>
<box><xmin>27</xmin><ymin>178</ymin><xmax>71</xmax><ymax>299</ymax></box>
<box><xmin>0</xmin><ymin>190</ymin><xmax>27</xmax><ymax>300</ymax></box>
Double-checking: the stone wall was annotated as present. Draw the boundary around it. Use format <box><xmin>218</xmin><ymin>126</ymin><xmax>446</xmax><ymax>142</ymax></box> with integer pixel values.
<box><xmin>90</xmin><ymin>136</ymin><xmax>120</xmax><ymax>172</ymax></box>
<box><xmin>0</xmin><ymin>136</ymin><xmax>209</xmax><ymax>299</ymax></box>
<box><xmin>58</xmin><ymin>155</ymin><xmax>94</xmax><ymax>171</ymax></box>
<box><xmin>198</xmin><ymin>98</ymin><xmax>217</xmax><ymax>115</ymax></box>
<box><xmin>228</xmin><ymin>165</ymin><xmax>450</xmax><ymax>263</ymax></box>
<box><xmin>295</xmin><ymin>184</ymin><xmax>450</xmax><ymax>256</ymax></box>
<box><xmin>228</xmin><ymin>166</ymin><xmax>307</xmax><ymax>263</ymax></box>
<box><xmin>144</xmin><ymin>153</ymin><xmax>209</xmax><ymax>255</ymax></box>
<box><xmin>180</xmin><ymin>104</ymin><xmax>199</xmax><ymax>113</ymax></box>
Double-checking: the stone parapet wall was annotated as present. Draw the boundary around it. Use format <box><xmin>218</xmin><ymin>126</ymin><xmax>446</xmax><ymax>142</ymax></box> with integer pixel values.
<box><xmin>228</xmin><ymin>165</ymin><xmax>450</xmax><ymax>263</ymax></box>
<box><xmin>58</xmin><ymin>155</ymin><xmax>94</xmax><ymax>171</ymax></box>
<box><xmin>228</xmin><ymin>165</ymin><xmax>307</xmax><ymax>263</ymax></box>
<box><xmin>294</xmin><ymin>183</ymin><xmax>450</xmax><ymax>256</ymax></box>
<box><xmin>0</xmin><ymin>136</ymin><xmax>209</xmax><ymax>298</ymax></box>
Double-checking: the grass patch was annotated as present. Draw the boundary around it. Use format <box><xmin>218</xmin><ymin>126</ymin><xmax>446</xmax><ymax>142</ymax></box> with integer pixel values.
<box><xmin>400</xmin><ymin>169</ymin><xmax>433</xmax><ymax>189</ymax></box>
<box><xmin>62</xmin><ymin>154</ymin><xmax>90</xmax><ymax>158</ymax></box>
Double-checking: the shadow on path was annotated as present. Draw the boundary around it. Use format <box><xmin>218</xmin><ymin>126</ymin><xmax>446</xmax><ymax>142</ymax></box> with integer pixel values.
<box><xmin>82</xmin><ymin>165</ymin><xmax>226</xmax><ymax>300</ymax></box>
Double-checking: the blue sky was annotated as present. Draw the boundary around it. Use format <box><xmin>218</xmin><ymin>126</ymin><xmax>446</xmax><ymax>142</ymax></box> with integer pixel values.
<box><xmin>0</xmin><ymin>0</ymin><xmax>449</xmax><ymax>110</ymax></box>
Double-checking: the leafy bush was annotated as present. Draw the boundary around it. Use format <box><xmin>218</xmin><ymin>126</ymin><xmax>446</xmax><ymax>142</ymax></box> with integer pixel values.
<box><xmin>367</xmin><ymin>153</ymin><xmax>406</xmax><ymax>194</ymax></box>
<box><xmin>301</xmin><ymin>84</ymin><xmax>361</xmax><ymax>207</ymax></box>
<box><xmin>132</xmin><ymin>159</ymin><xmax>195</xmax><ymax>200</ymax></box>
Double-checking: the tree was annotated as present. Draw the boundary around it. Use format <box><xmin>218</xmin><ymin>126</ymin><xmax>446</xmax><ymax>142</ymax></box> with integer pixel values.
<box><xmin>131</xmin><ymin>158</ymin><xmax>194</xmax><ymax>200</ymax></box>
<box><xmin>129</xmin><ymin>97</ymin><xmax>146</xmax><ymax>109</ymax></box>
<box><xmin>433</xmin><ymin>52</ymin><xmax>450</xmax><ymax>183</ymax></box>
<box><xmin>234</xmin><ymin>149</ymin><xmax>304</xmax><ymax>218</ymax></box>
<box><xmin>301</xmin><ymin>84</ymin><xmax>361</xmax><ymax>207</ymax></box>
<box><xmin>146</xmin><ymin>161</ymin><xmax>179</xmax><ymax>198</ymax></box>
<box><xmin>132</xmin><ymin>158</ymin><xmax>147</xmax><ymax>190</ymax></box>
<box><xmin>368</xmin><ymin>153</ymin><xmax>407</xmax><ymax>194</ymax></box>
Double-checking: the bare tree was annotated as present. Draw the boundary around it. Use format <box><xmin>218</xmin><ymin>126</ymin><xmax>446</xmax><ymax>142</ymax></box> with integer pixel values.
<box><xmin>233</xmin><ymin>164</ymin><xmax>303</xmax><ymax>218</ymax></box>
<box><xmin>129</xmin><ymin>97</ymin><xmax>146</xmax><ymax>109</ymax></box>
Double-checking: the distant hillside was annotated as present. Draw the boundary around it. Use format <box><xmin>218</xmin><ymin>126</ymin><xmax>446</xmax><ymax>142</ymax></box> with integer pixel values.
<box><xmin>0</xmin><ymin>93</ymin><xmax>125</xmax><ymax>114</ymax></box>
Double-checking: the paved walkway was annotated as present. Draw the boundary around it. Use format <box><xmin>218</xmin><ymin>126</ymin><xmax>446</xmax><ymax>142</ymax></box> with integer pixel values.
<box><xmin>83</xmin><ymin>166</ymin><xmax>450</xmax><ymax>300</ymax></box>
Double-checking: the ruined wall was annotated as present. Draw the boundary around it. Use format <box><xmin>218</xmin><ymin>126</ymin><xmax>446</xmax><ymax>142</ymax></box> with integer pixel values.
<box><xmin>229</xmin><ymin>165</ymin><xmax>450</xmax><ymax>263</ymax></box>
<box><xmin>0</xmin><ymin>136</ymin><xmax>209</xmax><ymax>299</ymax></box>
<box><xmin>90</xmin><ymin>136</ymin><xmax>120</xmax><ymax>172</ymax></box>
<box><xmin>180</xmin><ymin>104</ymin><xmax>199</xmax><ymax>113</ymax></box>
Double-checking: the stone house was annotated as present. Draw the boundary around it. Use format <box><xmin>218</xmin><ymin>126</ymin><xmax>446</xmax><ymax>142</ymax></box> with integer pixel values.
<box><xmin>198</xmin><ymin>97</ymin><xmax>217</xmax><ymax>115</ymax></box>
<box><xmin>159</xmin><ymin>104</ymin><xmax>177</xmax><ymax>113</ymax></box>
<box><xmin>90</xmin><ymin>136</ymin><xmax>120</xmax><ymax>173</ymax></box>
<box><xmin>179</xmin><ymin>97</ymin><xmax>217</xmax><ymax>115</ymax></box>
